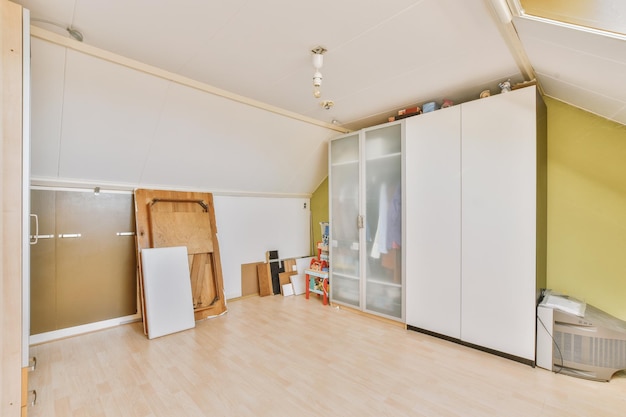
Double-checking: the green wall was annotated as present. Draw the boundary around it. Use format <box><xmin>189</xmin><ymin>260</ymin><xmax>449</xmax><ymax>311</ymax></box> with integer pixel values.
<box><xmin>310</xmin><ymin>177</ymin><xmax>329</xmax><ymax>255</ymax></box>
<box><xmin>312</xmin><ymin>98</ymin><xmax>626</xmax><ymax>320</ymax></box>
<box><xmin>546</xmin><ymin>97</ymin><xmax>626</xmax><ymax>321</ymax></box>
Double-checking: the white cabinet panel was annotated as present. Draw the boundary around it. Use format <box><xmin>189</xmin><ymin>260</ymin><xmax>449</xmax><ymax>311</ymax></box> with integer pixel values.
<box><xmin>405</xmin><ymin>107</ymin><xmax>461</xmax><ymax>338</ymax></box>
<box><xmin>460</xmin><ymin>87</ymin><xmax>541</xmax><ymax>361</ymax></box>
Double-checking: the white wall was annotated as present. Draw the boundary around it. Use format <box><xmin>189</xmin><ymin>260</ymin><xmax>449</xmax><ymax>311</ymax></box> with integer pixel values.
<box><xmin>214</xmin><ymin>195</ymin><xmax>311</xmax><ymax>299</ymax></box>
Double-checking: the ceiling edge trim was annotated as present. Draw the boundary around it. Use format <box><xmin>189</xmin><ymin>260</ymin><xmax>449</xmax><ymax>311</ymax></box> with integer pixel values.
<box><xmin>485</xmin><ymin>0</ymin><xmax>536</xmax><ymax>82</ymax></box>
<box><xmin>30</xmin><ymin>176</ymin><xmax>313</xmax><ymax>198</ymax></box>
<box><xmin>30</xmin><ymin>25</ymin><xmax>351</xmax><ymax>134</ymax></box>
<box><xmin>543</xmin><ymin>95</ymin><xmax>626</xmax><ymax>128</ymax></box>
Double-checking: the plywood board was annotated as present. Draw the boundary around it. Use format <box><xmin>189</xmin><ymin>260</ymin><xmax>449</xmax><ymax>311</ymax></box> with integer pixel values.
<box><xmin>257</xmin><ymin>263</ymin><xmax>272</xmax><ymax>297</ymax></box>
<box><xmin>149</xmin><ymin>211</ymin><xmax>213</xmax><ymax>254</ymax></box>
<box><xmin>241</xmin><ymin>262</ymin><xmax>263</xmax><ymax>297</ymax></box>
<box><xmin>141</xmin><ymin>246</ymin><xmax>195</xmax><ymax>339</ymax></box>
<box><xmin>279</xmin><ymin>271</ymin><xmax>297</xmax><ymax>287</ymax></box>
<box><xmin>283</xmin><ymin>258</ymin><xmax>297</xmax><ymax>273</ymax></box>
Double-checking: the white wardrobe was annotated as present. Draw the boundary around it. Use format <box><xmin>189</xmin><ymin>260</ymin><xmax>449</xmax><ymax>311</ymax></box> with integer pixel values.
<box><xmin>405</xmin><ymin>86</ymin><xmax>547</xmax><ymax>364</ymax></box>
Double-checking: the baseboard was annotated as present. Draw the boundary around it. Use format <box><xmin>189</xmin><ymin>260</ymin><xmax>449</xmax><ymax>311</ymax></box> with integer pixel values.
<box><xmin>407</xmin><ymin>325</ymin><xmax>536</xmax><ymax>367</ymax></box>
<box><xmin>29</xmin><ymin>313</ymin><xmax>141</xmax><ymax>345</ymax></box>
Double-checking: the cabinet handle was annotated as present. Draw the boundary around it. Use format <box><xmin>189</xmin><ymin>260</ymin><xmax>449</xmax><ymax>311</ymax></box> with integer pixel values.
<box><xmin>357</xmin><ymin>215</ymin><xmax>364</xmax><ymax>229</ymax></box>
<box><xmin>30</xmin><ymin>214</ymin><xmax>38</xmax><ymax>245</ymax></box>
<box><xmin>58</xmin><ymin>233</ymin><xmax>82</xmax><ymax>238</ymax></box>
<box><xmin>28</xmin><ymin>356</ymin><xmax>36</xmax><ymax>371</ymax></box>
<box><xmin>116</xmin><ymin>232</ymin><xmax>135</xmax><ymax>236</ymax></box>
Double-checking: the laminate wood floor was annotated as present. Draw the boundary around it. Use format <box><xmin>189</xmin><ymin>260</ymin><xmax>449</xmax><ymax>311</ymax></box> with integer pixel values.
<box><xmin>28</xmin><ymin>295</ymin><xmax>626</xmax><ymax>417</ymax></box>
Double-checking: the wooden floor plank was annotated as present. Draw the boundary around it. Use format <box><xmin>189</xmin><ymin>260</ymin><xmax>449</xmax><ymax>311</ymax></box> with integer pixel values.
<box><xmin>28</xmin><ymin>295</ymin><xmax>626</xmax><ymax>416</ymax></box>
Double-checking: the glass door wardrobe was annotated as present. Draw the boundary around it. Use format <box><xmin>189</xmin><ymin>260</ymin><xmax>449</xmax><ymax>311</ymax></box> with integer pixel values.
<box><xmin>329</xmin><ymin>122</ymin><xmax>403</xmax><ymax>320</ymax></box>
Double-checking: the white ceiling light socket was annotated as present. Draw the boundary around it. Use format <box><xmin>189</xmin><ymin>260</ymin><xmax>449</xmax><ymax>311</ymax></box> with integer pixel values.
<box><xmin>311</xmin><ymin>46</ymin><xmax>327</xmax><ymax>98</ymax></box>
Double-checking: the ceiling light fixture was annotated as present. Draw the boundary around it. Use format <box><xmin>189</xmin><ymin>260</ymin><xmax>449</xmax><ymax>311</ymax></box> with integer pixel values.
<box><xmin>311</xmin><ymin>46</ymin><xmax>326</xmax><ymax>98</ymax></box>
<box><xmin>31</xmin><ymin>18</ymin><xmax>84</xmax><ymax>42</ymax></box>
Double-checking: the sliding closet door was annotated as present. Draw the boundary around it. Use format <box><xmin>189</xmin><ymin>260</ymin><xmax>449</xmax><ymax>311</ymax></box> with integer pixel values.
<box><xmin>30</xmin><ymin>189</ymin><xmax>137</xmax><ymax>334</ymax></box>
<box><xmin>55</xmin><ymin>191</ymin><xmax>137</xmax><ymax>328</ymax></box>
<box><xmin>30</xmin><ymin>190</ymin><xmax>57</xmax><ymax>334</ymax></box>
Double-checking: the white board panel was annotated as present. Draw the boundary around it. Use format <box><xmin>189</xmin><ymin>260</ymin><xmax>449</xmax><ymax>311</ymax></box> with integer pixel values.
<box><xmin>290</xmin><ymin>274</ymin><xmax>306</xmax><ymax>296</ymax></box>
<box><xmin>141</xmin><ymin>246</ymin><xmax>195</xmax><ymax>339</ymax></box>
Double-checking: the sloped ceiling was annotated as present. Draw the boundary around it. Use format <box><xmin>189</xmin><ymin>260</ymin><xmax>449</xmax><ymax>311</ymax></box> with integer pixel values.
<box><xmin>14</xmin><ymin>0</ymin><xmax>626</xmax><ymax>195</ymax></box>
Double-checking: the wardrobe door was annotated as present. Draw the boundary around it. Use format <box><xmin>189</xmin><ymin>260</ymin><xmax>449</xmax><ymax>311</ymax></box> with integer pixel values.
<box><xmin>329</xmin><ymin>134</ymin><xmax>361</xmax><ymax>308</ymax></box>
<box><xmin>461</xmin><ymin>87</ymin><xmax>538</xmax><ymax>361</ymax></box>
<box><xmin>405</xmin><ymin>107</ymin><xmax>461</xmax><ymax>337</ymax></box>
<box><xmin>55</xmin><ymin>191</ymin><xmax>137</xmax><ymax>329</ymax></box>
<box><xmin>30</xmin><ymin>190</ymin><xmax>57</xmax><ymax>334</ymax></box>
<box><xmin>30</xmin><ymin>189</ymin><xmax>137</xmax><ymax>334</ymax></box>
<box><xmin>363</xmin><ymin>123</ymin><xmax>402</xmax><ymax>319</ymax></box>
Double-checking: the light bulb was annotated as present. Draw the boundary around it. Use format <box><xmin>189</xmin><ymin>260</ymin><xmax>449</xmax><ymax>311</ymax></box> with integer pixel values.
<box><xmin>313</xmin><ymin>88</ymin><xmax>321</xmax><ymax>98</ymax></box>
<box><xmin>313</xmin><ymin>70</ymin><xmax>322</xmax><ymax>87</ymax></box>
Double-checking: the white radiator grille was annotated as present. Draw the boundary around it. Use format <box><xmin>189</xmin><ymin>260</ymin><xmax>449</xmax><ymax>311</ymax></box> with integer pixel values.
<box><xmin>554</xmin><ymin>331</ymin><xmax>626</xmax><ymax>369</ymax></box>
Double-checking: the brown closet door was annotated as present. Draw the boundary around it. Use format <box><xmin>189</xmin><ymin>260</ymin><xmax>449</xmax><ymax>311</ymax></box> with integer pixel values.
<box><xmin>55</xmin><ymin>191</ymin><xmax>137</xmax><ymax>328</ymax></box>
<box><xmin>30</xmin><ymin>190</ymin><xmax>57</xmax><ymax>334</ymax></box>
<box><xmin>30</xmin><ymin>189</ymin><xmax>137</xmax><ymax>334</ymax></box>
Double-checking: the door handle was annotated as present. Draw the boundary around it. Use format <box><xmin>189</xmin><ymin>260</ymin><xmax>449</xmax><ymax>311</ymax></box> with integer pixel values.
<box><xmin>58</xmin><ymin>233</ymin><xmax>82</xmax><ymax>238</ymax></box>
<box><xmin>116</xmin><ymin>232</ymin><xmax>135</xmax><ymax>236</ymax></box>
<box><xmin>30</xmin><ymin>214</ymin><xmax>38</xmax><ymax>245</ymax></box>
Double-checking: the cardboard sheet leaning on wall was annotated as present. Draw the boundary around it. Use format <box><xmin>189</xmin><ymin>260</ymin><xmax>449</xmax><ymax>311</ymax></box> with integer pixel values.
<box><xmin>134</xmin><ymin>189</ymin><xmax>227</xmax><ymax>335</ymax></box>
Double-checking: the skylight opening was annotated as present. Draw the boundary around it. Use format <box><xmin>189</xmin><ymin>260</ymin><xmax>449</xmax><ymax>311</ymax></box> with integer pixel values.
<box><xmin>519</xmin><ymin>0</ymin><xmax>626</xmax><ymax>36</ymax></box>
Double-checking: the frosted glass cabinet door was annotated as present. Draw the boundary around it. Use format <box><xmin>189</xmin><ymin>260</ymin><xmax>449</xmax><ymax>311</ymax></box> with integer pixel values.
<box><xmin>330</xmin><ymin>134</ymin><xmax>361</xmax><ymax>307</ymax></box>
<box><xmin>364</xmin><ymin>124</ymin><xmax>402</xmax><ymax>318</ymax></box>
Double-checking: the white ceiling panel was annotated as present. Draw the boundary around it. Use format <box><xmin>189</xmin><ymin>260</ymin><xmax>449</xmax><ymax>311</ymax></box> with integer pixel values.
<box><xmin>72</xmin><ymin>0</ymin><xmax>248</xmax><ymax>76</ymax></box>
<box><xmin>58</xmin><ymin>50</ymin><xmax>170</xmax><ymax>183</ymax></box>
<box><xmin>17</xmin><ymin>0</ymin><xmax>76</xmax><ymax>26</ymax></box>
<box><xmin>30</xmin><ymin>38</ymin><xmax>65</xmax><ymax>178</ymax></box>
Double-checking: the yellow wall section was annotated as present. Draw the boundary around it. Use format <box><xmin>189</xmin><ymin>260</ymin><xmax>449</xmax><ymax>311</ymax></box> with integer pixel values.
<box><xmin>310</xmin><ymin>177</ymin><xmax>329</xmax><ymax>255</ymax></box>
<box><xmin>546</xmin><ymin>97</ymin><xmax>626</xmax><ymax>321</ymax></box>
